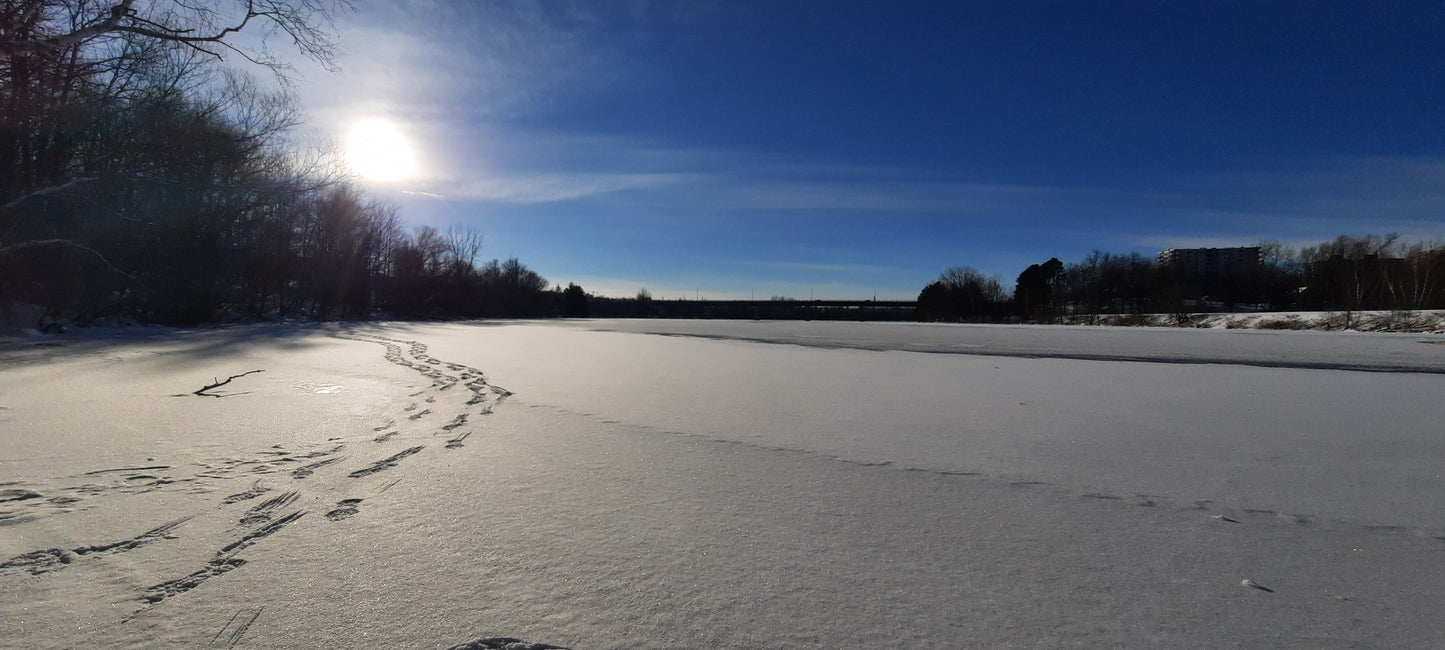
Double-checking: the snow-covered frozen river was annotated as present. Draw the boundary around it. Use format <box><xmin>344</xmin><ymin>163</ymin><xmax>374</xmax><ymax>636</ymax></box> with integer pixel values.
<box><xmin>424</xmin><ymin>319</ymin><xmax>1445</xmax><ymax>530</ymax></box>
<box><xmin>2</xmin><ymin>320</ymin><xmax>1442</xmax><ymax>648</ymax></box>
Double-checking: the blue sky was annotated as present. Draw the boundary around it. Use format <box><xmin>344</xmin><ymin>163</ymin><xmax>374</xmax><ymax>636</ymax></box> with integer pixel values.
<box><xmin>289</xmin><ymin>1</ymin><xmax>1445</xmax><ymax>299</ymax></box>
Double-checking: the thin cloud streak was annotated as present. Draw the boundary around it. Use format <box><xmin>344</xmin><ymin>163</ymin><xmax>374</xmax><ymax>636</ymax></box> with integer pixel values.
<box><xmin>747</xmin><ymin>261</ymin><xmax>909</xmax><ymax>275</ymax></box>
<box><xmin>443</xmin><ymin>173</ymin><xmax>691</xmax><ymax>204</ymax></box>
<box><xmin>417</xmin><ymin>129</ymin><xmax>1143</xmax><ymax>215</ymax></box>
<box><xmin>698</xmin><ymin>180</ymin><xmax>1116</xmax><ymax>214</ymax></box>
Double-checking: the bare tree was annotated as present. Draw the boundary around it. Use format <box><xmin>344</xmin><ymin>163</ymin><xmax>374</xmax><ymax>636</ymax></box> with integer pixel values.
<box><xmin>1300</xmin><ymin>233</ymin><xmax>1401</xmax><ymax>313</ymax></box>
<box><xmin>2</xmin><ymin>0</ymin><xmax>346</xmax><ymax>212</ymax></box>
<box><xmin>917</xmin><ymin>266</ymin><xmax>1008</xmax><ymax>322</ymax></box>
<box><xmin>1400</xmin><ymin>239</ymin><xmax>1444</xmax><ymax>310</ymax></box>
<box><xmin>410</xmin><ymin>225</ymin><xmax>444</xmax><ymax>276</ymax></box>
<box><xmin>442</xmin><ymin>225</ymin><xmax>483</xmax><ymax>274</ymax></box>
<box><xmin>1</xmin><ymin>0</ymin><xmax>351</xmax><ymax>71</ymax></box>
<box><xmin>938</xmin><ymin>266</ymin><xmax>1006</xmax><ymax>303</ymax></box>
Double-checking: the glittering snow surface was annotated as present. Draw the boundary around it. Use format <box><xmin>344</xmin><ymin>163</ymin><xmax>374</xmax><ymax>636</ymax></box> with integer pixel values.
<box><xmin>2</xmin><ymin>320</ymin><xmax>1442</xmax><ymax>648</ymax></box>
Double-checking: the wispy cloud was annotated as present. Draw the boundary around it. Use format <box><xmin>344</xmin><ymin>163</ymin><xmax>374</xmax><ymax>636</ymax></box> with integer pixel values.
<box><xmin>313</xmin><ymin>3</ymin><xmax>625</xmax><ymax>119</ymax></box>
<box><xmin>697</xmin><ymin>179</ymin><xmax>1108</xmax><ymax>214</ymax></box>
<box><xmin>419</xmin><ymin>129</ymin><xmax>1125</xmax><ymax>216</ymax></box>
<box><xmin>1180</xmin><ymin>156</ymin><xmax>1445</xmax><ymax>223</ymax></box>
<box><xmin>747</xmin><ymin>261</ymin><xmax>906</xmax><ymax>274</ymax></box>
<box><xmin>443</xmin><ymin>172</ymin><xmax>689</xmax><ymax>204</ymax></box>
<box><xmin>1127</xmin><ymin>235</ymin><xmax>1269</xmax><ymax>250</ymax></box>
<box><xmin>398</xmin><ymin>125</ymin><xmax>1445</xmax><ymax>254</ymax></box>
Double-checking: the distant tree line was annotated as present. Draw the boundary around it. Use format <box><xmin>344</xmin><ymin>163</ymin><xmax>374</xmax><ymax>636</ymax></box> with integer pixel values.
<box><xmin>575</xmin><ymin>291</ymin><xmax>915</xmax><ymax>321</ymax></box>
<box><xmin>917</xmin><ymin>234</ymin><xmax>1445</xmax><ymax>323</ymax></box>
<box><xmin>0</xmin><ymin>1</ymin><xmax>561</xmax><ymax>326</ymax></box>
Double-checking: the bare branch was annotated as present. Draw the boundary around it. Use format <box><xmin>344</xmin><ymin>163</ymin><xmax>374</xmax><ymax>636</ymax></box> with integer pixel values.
<box><xmin>1</xmin><ymin>177</ymin><xmax>101</xmax><ymax>213</ymax></box>
<box><xmin>192</xmin><ymin>370</ymin><xmax>265</xmax><ymax>397</ymax></box>
<box><xmin>0</xmin><ymin>1</ymin><xmax>137</xmax><ymax>60</ymax></box>
<box><xmin>0</xmin><ymin>1</ymin><xmax>350</xmax><ymax>72</ymax></box>
<box><xmin>0</xmin><ymin>238</ymin><xmax>147</xmax><ymax>290</ymax></box>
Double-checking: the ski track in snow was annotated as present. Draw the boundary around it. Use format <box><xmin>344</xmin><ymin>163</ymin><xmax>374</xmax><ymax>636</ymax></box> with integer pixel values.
<box><xmin>210</xmin><ymin>607</ymin><xmax>264</xmax><ymax>648</ymax></box>
<box><xmin>2</xmin><ymin>331</ymin><xmax>518</xmax><ymax>640</ymax></box>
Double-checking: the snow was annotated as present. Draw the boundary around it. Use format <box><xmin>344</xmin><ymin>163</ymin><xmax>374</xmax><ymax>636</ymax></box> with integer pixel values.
<box><xmin>1066</xmin><ymin>309</ymin><xmax>1445</xmax><ymax>333</ymax></box>
<box><xmin>2</xmin><ymin>320</ymin><xmax>1442</xmax><ymax>648</ymax></box>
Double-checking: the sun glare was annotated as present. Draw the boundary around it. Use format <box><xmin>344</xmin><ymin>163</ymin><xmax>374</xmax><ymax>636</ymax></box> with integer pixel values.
<box><xmin>346</xmin><ymin>119</ymin><xmax>416</xmax><ymax>181</ymax></box>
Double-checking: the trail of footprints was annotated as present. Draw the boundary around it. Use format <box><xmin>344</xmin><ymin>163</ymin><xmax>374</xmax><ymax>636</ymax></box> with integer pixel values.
<box><xmin>446</xmin><ymin>431</ymin><xmax>472</xmax><ymax>449</ymax></box>
<box><xmin>1</xmin><ymin>332</ymin><xmax>514</xmax><ymax>631</ymax></box>
<box><xmin>290</xmin><ymin>456</ymin><xmax>344</xmax><ymax>479</ymax></box>
<box><xmin>132</xmin><ymin>511</ymin><xmax>309</xmax><ymax>616</ymax></box>
<box><xmin>238</xmin><ymin>491</ymin><xmax>299</xmax><ymax>526</ymax></box>
<box><xmin>1</xmin><ymin>440</ymin><xmax>356</xmax><ymax>523</ymax></box>
<box><xmin>349</xmin><ymin>446</ymin><xmax>424</xmax><ymax>478</ymax></box>
<box><xmin>1</xmin><ymin>471</ymin><xmax>202</xmax><ymax>525</ymax></box>
<box><xmin>221</xmin><ymin>480</ymin><xmax>270</xmax><ymax>505</ymax></box>
<box><xmin>0</xmin><ymin>517</ymin><xmax>190</xmax><ymax>576</ymax></box>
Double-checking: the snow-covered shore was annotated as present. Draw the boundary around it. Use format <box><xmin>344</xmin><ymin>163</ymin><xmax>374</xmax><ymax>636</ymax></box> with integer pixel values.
<box><xmin>2</xmin><ymin>321</ymin><xmax>1442</xmax><ymax>647</ymax></box>
<box><xmin>1063</xmin><ymin>309</ymin><xmax>1445</xmax><ymax>333</ymax></box>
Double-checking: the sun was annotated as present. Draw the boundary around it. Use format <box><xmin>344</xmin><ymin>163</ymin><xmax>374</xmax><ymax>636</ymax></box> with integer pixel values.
<box><xmin>346</xmin><ymin>119</ymin><xmax>416</xmax><ymax>181</ymax></box>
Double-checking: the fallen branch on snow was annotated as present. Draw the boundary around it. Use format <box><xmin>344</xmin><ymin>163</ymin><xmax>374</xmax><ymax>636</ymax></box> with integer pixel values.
<box><xmin>192</xmin><ymin>370</ymin><xmax>265</xmax><ymax>398</ymax></box>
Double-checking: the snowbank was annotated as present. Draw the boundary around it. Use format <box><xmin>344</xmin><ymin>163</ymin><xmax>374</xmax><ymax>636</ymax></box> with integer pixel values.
<box><xmin>1064</xmin><ymin>309</ymin><xmax>1445</xmax><ymax>333</ymax></box>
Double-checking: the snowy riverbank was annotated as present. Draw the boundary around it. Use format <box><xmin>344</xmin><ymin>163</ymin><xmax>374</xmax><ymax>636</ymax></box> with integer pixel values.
<box><xmin>1061</xmin><ymin>309</ymin><xmax>1445</xmax><ymax>333</ymax></box>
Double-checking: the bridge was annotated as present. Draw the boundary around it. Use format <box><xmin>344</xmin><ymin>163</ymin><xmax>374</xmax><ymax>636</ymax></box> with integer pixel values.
<box><xmin>588</xmin><ymin>298</ymin><xmax>919</xmax><ymax>321</ymax></box>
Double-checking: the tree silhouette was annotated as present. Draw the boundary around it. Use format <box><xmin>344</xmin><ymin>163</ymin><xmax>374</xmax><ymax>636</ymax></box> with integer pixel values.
<box><xmin>1014</xmin><ymin>258</ymin><xmax>1064</xmax><ymax>322</ymax></box>
<box><xmin>916</xmin><ymin>266</ymin><xmax>1007</xmax><ymax>322</ymax></box>
<box><xmin>561</xmin><ymin>283</ymin><xmax>588</xmax><ymax>317</ymax></box>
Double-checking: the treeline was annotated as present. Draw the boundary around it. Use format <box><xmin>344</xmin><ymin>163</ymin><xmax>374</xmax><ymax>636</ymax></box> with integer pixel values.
<box><xmin>918</xmin><ymin>235</ymin><xmax>1445</xmax><ymax>322</ymax></box>
<box><xmin>0</xmin><ymin>2</ymin><xmax>559</xmax><ymax>326</ymax></box>
<box><xmin>572</xmin><ymin>291</ymin><xmax>915</xmax><ymax>321</ymax></box>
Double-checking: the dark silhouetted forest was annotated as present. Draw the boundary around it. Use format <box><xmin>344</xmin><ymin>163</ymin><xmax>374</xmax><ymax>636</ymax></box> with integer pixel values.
<box><xmin>1</xmin><ymin>1</ymin><xmax>564</xmax><ymax>327</ymax></box>
<box><xmin>917</xmin><ymin>235</ymin><xmax>1445</xmax><ymax>323</ymax></box>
